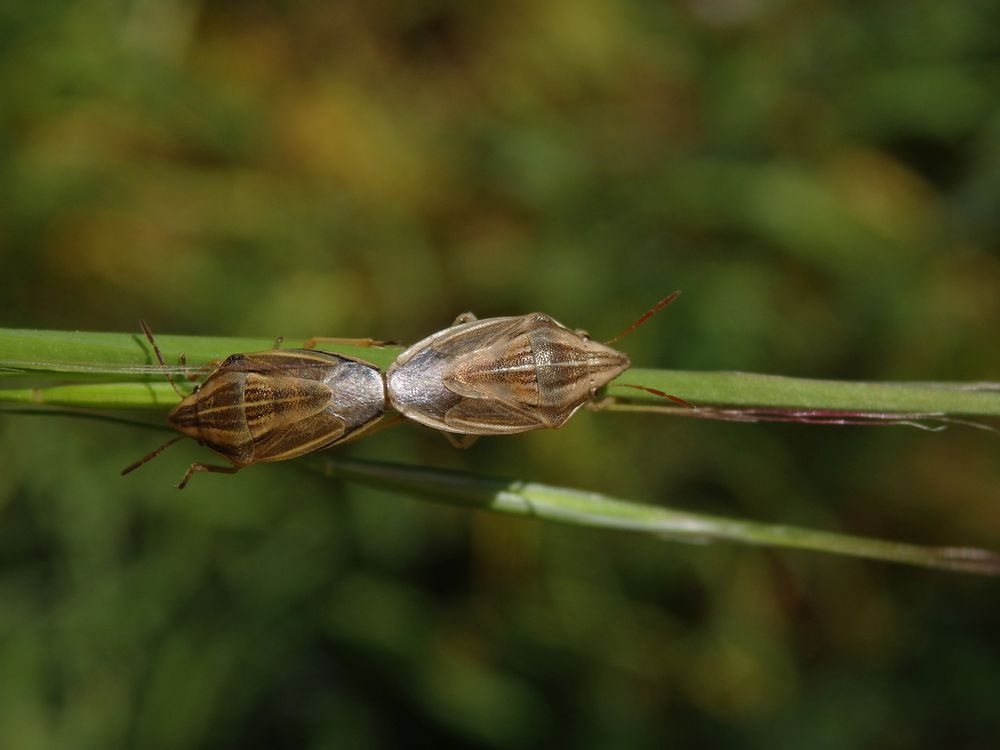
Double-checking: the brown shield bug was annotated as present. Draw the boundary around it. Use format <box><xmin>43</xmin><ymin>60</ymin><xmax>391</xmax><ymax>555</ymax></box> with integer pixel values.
<box><xmin>122</xmin><ymin>322</ymin><xmax>386</xmax><ymax>488</ymax></box>
<box><xmin>385</xmin><ymin>292</ymin><xmax>690</xmax><ymax>446</ymax></box>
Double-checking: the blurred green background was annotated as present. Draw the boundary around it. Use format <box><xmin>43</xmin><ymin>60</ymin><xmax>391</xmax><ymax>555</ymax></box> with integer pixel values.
<box><xmin>2</xmin><ymin>0</ymin><xmax>1000</xmax><ymax>747</ymax></box>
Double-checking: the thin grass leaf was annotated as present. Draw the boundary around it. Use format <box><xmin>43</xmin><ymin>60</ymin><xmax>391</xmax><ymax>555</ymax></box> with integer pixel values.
<box><xmin>0</xmin><ymin>327</ymin><xmax>401</xmax><ymax>381</ymax></box>
<box><xmin>2</xmin><ymin>328</ymin><xmax>1000</xmax><ymax>421</ymax></box>
<box><xmin>0</xmin><ymin>382</ymin><xmax>184</xmax><ymax>409</ymax></box>
<box><xmin>308</xmin><ymin>457</ymin><xmax>1000</xmax><ymax>577</ymax></box>
<box><xmin>611</xmin><ymin>369</ymin><xmax>1000</xmax><ymax>416</ymax></box>
<box><xmin>2</xmin><ymin>403</ymin><xmax>996</xmax><ymax>576</ymax></box>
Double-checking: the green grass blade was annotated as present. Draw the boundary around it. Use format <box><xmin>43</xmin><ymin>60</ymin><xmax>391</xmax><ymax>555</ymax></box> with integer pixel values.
<box><xmin>0</xmin><ymin>382</ymin><xmax>184</xmax><ymax>408</ymax></box>
<box><xmin>610</xmin><ymin>370</ymin><xmax>1000</xmax><ymax>416</ymax></box>
<box><xmin>309</xmin><ymin>457</ymin><xmax>1000</xmax><ymax>577</ymax></box>
<box><xmin>2</xmin><ymin>327</ymin><xmax>1000</xmax><ymax>418</ymax></box>
<box><xmin>0</xmin><ymin>327</ymin><xmax>401</xmax><ymax>380</ymax></box>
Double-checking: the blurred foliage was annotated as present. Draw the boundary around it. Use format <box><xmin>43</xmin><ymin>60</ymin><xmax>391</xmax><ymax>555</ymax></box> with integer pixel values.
<box><xmin>2</xmin><ymin>0</ymin><xmax>1000</xmax><ymax>748</ymax></box>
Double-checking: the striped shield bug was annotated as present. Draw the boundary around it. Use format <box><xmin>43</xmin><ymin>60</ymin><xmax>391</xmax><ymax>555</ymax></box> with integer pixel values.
<box><xmin>385</xmin><ymin>292</ymin><xmax>690</xmax><ymax>446</ymax></box>
<box><xmin>122</xmin><ymin>322</ymin><xmax>386</xmax><ymax>488</ymax></box>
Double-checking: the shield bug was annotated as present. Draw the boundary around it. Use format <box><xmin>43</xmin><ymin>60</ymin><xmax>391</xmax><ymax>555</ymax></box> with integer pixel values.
<box><xmin>385</xmin><ymin>292</ymin><xmax>690</xmax><ymax>446</ymax></box>
<box><xmin>122</xmin><ymin>322</ymin><xmax>386</xmax><ymax>488</ymax></box>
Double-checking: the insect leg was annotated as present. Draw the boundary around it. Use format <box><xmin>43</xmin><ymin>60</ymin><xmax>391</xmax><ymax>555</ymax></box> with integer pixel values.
<box><xmin>442</xmin><ymin>432</ymin><xmax>479</xmax><ymax>449</ymax></box>
<box><xmin>176</xmin><ymin>352</ymin><xmax>219</xmax><ymax>383</ymax></box>
<box><xmin>586</xmin><ymin>394</ymin><xmax>615</xmax><ymax>411</ymax></box>
<box><xmin>176</xmin><ymin>462</ymin><xmax>241</xmax><ymax>489</ymax></box>
<box><xmin>179</xmin><ymin>353</ymin><xmax>194</xmax><ymax>382</ymax></box>
<box><xmin>302</xmin><ymin>336</ymin><xmax>399</xmax><ymax>350</ymax></box>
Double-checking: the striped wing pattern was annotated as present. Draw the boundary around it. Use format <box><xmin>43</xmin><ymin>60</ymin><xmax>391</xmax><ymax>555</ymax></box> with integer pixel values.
<box><xmin>169</xmin><ymin>349</ymin><xmax>380</xmax><ymax>466</ymax></box>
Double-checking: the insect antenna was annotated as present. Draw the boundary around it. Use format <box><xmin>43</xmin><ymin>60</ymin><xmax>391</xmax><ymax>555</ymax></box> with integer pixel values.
<box><xmin>604</xmin><ymin>290</ymin><xmax>681</xmax><ymax>345</ymax></box>
<box><xmin>139</xmin><ymin>319</ymin><xmax>185</xmax><ymax>398</ymax></box>
<box><xmin>121</xmin><ymin>435</ymin><xmax>185</xmax><ymax>476</ymax></box>
<box><xmin>617</xmin><ymin>383</ymin><xmax>696</xmax><ymax>409</ymax></box>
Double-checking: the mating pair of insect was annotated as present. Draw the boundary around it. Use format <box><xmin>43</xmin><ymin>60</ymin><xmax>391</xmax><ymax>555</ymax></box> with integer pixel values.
<box><xmin>123</xmin><ymin>293</ymin><xmax>690</xmax><ymax>487</ymax></box>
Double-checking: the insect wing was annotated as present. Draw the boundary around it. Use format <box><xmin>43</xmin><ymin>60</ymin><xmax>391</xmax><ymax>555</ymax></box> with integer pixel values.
<box><xmin>442</xmin><ymin>397</ymin><xmax>578</xmax><ymax>434</ymax></box>
<box><xmin>386</xmin><ymin>319</ymin><xmax>529</xmax><ymax>429</ymax></box>
<box><xmin>444</xmin><ymin>331</ymin><xmax>540</xmax><ymax>405</ymax></box>
<box><xmin>388</xmin><ymin>313</ymin><xmax>577</xmax><ymax>436</ymax></box>
<box><xmin>234</xmin><ymin>357</ymin><xmax>385</xmax><ymax>462</ymax></box>
<box><xmin>392</xmin><ymin>316</ymin><xmax>538</xmax><ymax>368</ymax></box>
<box><xmin>249</xmin><ymin>407</ymin><xmax>349</xmax><ymax>462</ymax></box>
<box><xmin>241</xmin><ymin>373</ymin><xmax>332</xmax><ymax>434</ymax></box>
<box><xmin>217</xmin><ymin>349</ymin><xmax>361</xmax><ymax>380</ymax></box>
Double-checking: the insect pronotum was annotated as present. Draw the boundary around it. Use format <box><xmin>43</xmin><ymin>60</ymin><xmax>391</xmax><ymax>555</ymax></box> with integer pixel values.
<box><xmin>386</xmin><ymin>292</ymin><xmax>691</xmax><ymax>447</ymax></box>
<box><xmin>122</xmin><ymin>322</ymin><xmax>386</xmax><ymax>488</ymax></box>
